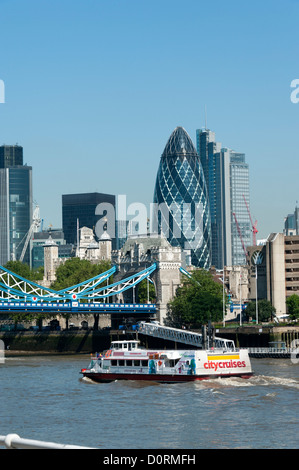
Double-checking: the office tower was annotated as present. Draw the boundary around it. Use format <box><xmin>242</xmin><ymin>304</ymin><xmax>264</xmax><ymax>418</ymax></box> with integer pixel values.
<box><xmin>284</xmin><ymin>206</ymin><xmax>299</xmax><ymax>236</ymax></box>
<box><xmin>230</xmin><ymin>151</ymin><xmax>251</xmax><ymax>265</ymax></box>
<box><xmin>62</xmin><ymin>192</ymin><xmax>116</xmax><ymax>248</ymax></box>
<box><xmin>0</xmin><ymin>145</ymin><xmax>23</xmax><ymax>168</ymax></box>
<box><xmin>0</xmin><ymin>145</ymin><xmax>32</xmax><ymax>265</ymax></box>
<box><xmin>197</xmin><ymin>128</ymin><xmax>251</xmax><ymax>267</ymax></box>
<box><xmin>210</xmin><ymin>148</ymin><xmax>232</xmax><ymax>268</ymax></box>
<box><xmin>197</xmin><ymin>128</ymin><xmax>229</xmax><ymax>268</ymax></box>
<box><xmin>153</xmin><ymin>126</ymin><xmax>211</xmax><ymax>268</ymax></box>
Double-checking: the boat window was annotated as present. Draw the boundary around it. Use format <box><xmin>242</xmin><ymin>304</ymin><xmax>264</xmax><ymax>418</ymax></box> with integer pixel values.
<box><xmin>118</xmin><ymin>360</ymin><xmax>125</xmax><ymax>366</ymax></box>
<box><xmin>126</xmin><ymin>360</ymin><xmax>132</xmax><ymax>366</ymax></box>
<box><xmin>141</xmin><ymin>360</ymin><xmax>148</xmax><ymax>367</ymax></box>
<box><xmin>111</xmin><ymin>360</ymin><xmax>117</xmax><ymax>366</ymax></box>
<box><xmin>123</xmin><ymin>343</ymin><xmax>128</xmax><ymax>349</ymax></box>
<box><xmin>134</xmin><ymin>360</ymin><xmax>140</xmax><ymax>367</ymax></box>
<box><xmin>131</xmin><ymin>343</ymin><xmax>136</xmax><ymax>349</ymax></box>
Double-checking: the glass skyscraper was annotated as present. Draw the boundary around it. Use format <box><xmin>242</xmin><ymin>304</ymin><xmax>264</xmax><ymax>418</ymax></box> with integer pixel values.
<box><xmin>230</xmin><ymin>152</ymin><xmax>251</xmax><ymax>265</ymax></box>
<box><xmin>0</xmin><ymin>146</ymin><xmax>32</xmax><ymax>265</ymax></box>
<box><xmin>62</xmin><ymin>192</ymin><xmax>116</xmax><ymax>248</ymax></box>
<box><xmin>197</xmin><ymin>128</ymin><xmax>251</xmax><ymax>267</ymax></box>
<box><xmin>153</xmin><ymin>126</ymin><xmax>211</xmax><ymax>268</ymax></box>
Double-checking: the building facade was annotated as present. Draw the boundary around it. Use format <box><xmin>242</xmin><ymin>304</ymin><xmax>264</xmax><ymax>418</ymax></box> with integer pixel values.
<box><xmin>0</xmin><ymin>145</ymin><xmax>32</xmax><ymax>265</ymax></box>
<box><xmin>153</xmin><ymin>126</ymin><xmax>211</xmax><ymax>268</ymax></box>
<box><xmin>230</xmin><ymin>151</ymin><xmax>251</xmax><ymax>265</ymax></box>
<box><xmin>247</xmin><ymin>233</ymin><xmax>299</xmax><ymax>317</ymax></box>
<box><xmin>196</xmin><ymin>128</ymin><xmax>251</xmax><ymax>268</ymax></box>
<box><xmin>62</xmin><ymin>192</ymin><xmax>116</xmax><ymax>248</ymax></box>
<box><xmin>31</xmin><ymin>229</ymin><xmax>71</xmax><ymax>268</ymax></box>
<box><xmin>284</xmin><ymin>205</ymin><xmax>299</xmax><ymax>236</ymax></box>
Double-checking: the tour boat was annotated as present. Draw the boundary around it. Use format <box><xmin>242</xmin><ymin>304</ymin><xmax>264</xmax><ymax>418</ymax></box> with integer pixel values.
<box><xmin>80</xmin><ymin>340</ymin><xmax>253</xmax><ymax>383</ymax></box>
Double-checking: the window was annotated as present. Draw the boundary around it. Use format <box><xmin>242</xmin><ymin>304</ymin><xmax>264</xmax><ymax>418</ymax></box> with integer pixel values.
<box><xmin>126</xmin><ymin>360</ymin><xmax>132</xmax><ymax>366</ymax></box>
<box><xmin>141</xmin><ymin>360</ymin><xmax>148</xmax><ymax>367</ymax></box>
<box><xmin>134</xmin><ymin>360</ymin><xmax>140</xmax><ymax>367</ymax></box>
<box><xmin>118</xmin><ymin>360</ymin><xmax>125</xmax><ymax>366</ymax></box>
<box><xmin>111</xmin><ymin>360</ymin><xmax>117</xmax><ymax>366</ymax></box>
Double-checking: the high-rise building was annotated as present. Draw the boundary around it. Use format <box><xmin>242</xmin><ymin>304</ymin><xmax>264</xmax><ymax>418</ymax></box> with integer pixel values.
<box><xmin>196</xmin><ymin>128</ymin><xmax>251</xmax><ymax>267</ymax></box>
<box><xmin>0</xmin><ymin>145</ymin><xmax>23</xmax><ymax>168</ymax></box>
<box><xmin>62</xmin><ymin>192</ymin><xmax>116</xmax><ymax>248</ymax></box>
<box><xmin>230</xmin><ymin>151</ymin><xmax>251</xmax><ymax>265</ymax></box>
<box><xmin>0</xmin><ymin>145</ymin><xmax>32</xmax><ymax>265</ymax></box>
<box><xmin>153</xmin><ymin>126</ymin><xmax>211</xmax><ymax>268</ymax></box>
<box><xmin>284</xmin><ymin>205</ymin><xmax>299</xmax><ymax>236</ymax></box>
<box><xmin>210</xmin><ymin>148</ymin><xmax>232</xmax><ymax>268</ymax></box>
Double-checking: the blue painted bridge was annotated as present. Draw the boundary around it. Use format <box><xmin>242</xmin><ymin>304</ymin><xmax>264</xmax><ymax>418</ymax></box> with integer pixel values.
<box><xmin>0</xmin><ymin>263</ymin><xmax>157</xmax><ymax>315</ymax></box>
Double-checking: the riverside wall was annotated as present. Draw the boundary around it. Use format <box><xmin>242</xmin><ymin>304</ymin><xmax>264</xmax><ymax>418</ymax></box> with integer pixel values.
<box><xmin>1</xmin><ymin>326</ymin><xmax>299</xmax><ymax>355</ymax></box>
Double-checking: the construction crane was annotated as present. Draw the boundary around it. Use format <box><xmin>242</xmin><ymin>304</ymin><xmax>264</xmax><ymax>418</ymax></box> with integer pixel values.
<box><xmin>18</xmin><ymin>205</ymin><xmax>42</xmax><ymax>262</ymax></box>
<box><xmin>243</xmin><ymin>194</ymin><xmax>258</xmax><ymax>245</ymax></box>
<box><xmin>232</xmin><ymin>212</ymin><xmax>247</xmax><ymax>257</ymax></box>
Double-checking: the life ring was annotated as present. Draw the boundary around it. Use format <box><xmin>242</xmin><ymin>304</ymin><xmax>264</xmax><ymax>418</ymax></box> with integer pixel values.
<box><xmin>105</xmin><ymin>350</ymin><xmax>112</xmax><ymax>358</ymax></box>
<box><xmin>158</xmin><ymin>361</ymin><xmax>162</xmax><ymax>366</ymax></box>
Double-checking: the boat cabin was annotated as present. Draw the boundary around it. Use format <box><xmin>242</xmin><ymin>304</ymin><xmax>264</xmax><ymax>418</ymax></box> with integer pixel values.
<box><xmin>110</xmin><ymin>340</ymin><xmax>141</xmax><ymax>351</ymax></box>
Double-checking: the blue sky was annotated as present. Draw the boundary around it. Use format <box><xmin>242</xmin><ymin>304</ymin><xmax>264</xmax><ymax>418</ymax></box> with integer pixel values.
<box><xmin>0</xmin><ymin>0</ymin><xmax>299</xmax><ymax>239</ymax></box>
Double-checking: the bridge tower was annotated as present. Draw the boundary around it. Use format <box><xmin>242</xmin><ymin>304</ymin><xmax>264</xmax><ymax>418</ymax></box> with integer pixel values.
<box><xmin>43</xmin><ymin>236</ymin><xmax>59</xmax><ymax>285</ymax></box>
<box><xmin>112</xmin><ymin>234</ymin><xmax>182</xmax><ymax>324</ymax></box>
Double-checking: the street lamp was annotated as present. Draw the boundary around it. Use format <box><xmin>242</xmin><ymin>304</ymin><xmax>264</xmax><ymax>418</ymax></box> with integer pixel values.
<box><xmin>251</xmin><ymin>251</ymin><xmax>264</xmax><ymax>325</ymax></box>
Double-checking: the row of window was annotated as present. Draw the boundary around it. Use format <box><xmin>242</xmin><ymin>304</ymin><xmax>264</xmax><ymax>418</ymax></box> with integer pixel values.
<box><xmin>110</xmin><ymin>359</ymin><xmax>149</xmax><ymax>367</ymax></box>
<box><xmin>108</xmin><ymin>359</ymin><xmax>180</xmax><ymax>367</ymax></box>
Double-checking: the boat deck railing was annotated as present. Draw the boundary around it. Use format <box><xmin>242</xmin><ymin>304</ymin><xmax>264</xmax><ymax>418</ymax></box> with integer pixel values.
<box><xmin>138</xmin><ymin>322</ymin><xmax>235</xmax><ymax>350</ymax></box>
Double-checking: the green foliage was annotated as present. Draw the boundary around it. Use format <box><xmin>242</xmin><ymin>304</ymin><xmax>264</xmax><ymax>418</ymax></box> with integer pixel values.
<box><xmin>165</xmin><ymin>269</ymin><xmax>226</xmax><ymax>328</ymax></box>
<box><xmin>51</xmin><ymin>258</ymin><xmax>112</xmax><ymax>330</ymax></box>
<box><xmin>137</xmin><ymin>279</ymin><xmax>156</xmax><ymax>303</ymax></box>
<box><xmin>286</xmin><ymin>294</ymin><xmax>299</xmax><ymax>320</ymax></box>
<box><xmin>245</xmin><ymin>299</ymin><xmax>275</xmax><ymax>322</ymax></box>
<box><xmin>4</xmin><ymin>260</ymin><xmax>44</xmax><ymax>281</ymax></box>
<box><xmin>51</xmin><ymin>258</ymin><xmax>112</xmax><ymax>291</ymax></box>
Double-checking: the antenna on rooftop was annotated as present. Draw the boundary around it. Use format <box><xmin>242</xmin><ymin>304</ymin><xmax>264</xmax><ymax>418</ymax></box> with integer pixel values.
<box><xmin>204</xmin><ymin>105</ymin><xmax>207</xmax><ymax>130</ymax></box>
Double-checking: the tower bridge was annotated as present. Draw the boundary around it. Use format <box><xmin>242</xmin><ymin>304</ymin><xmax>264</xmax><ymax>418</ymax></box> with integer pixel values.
<box><xmin>0</xmin><ymin>234</ymin><xmax>185</xmax><ymax>327</ymax></box>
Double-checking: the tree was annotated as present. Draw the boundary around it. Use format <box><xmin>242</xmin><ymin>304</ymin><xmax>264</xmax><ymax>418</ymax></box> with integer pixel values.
<box><xmin>51</xmin><ymin>258</ymin><xmax>112</xmax><ymax>329</ymax></box>
<box><xmin>286</xmin><ymin>294</ymin><xmax>299</xmax><ymax>320</ymax></box>
<box><xmin>245</xmin><ymin>299</ymin><xmax>275</xmax><ymax>322</ymax></box>
<box><xmin>137</xmin><ymin>279</ymin><xmax>156</xmax><ymax>303</ymax></box>
<box><xmin>4</xmin><ymin>260</ymin><xmax>44</xmax><ymax>281</ymax></box>
<box><xmin>165</xmin><ymin>269</ymin><xmax>226</xmax><ymax>328</ymax></box>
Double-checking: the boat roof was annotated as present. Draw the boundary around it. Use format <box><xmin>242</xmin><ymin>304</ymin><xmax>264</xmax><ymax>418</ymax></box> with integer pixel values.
<box><xmin>111</xmin><ymin>340</ymin><xmax>139</xmax><ymax>344</ymax></box>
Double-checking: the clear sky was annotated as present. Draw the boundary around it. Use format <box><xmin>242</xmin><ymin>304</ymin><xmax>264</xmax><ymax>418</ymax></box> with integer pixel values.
<box><xmin>0</xmin><ymin>0</ymin><xmax>299</xmax><ymax>239</ymax></box>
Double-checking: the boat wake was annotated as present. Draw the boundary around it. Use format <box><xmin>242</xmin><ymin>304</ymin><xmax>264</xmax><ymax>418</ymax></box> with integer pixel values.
<box><xmin>194</xmin><ymin>374</ymin><xmax>299</xmax><ymax>390</ymax></box>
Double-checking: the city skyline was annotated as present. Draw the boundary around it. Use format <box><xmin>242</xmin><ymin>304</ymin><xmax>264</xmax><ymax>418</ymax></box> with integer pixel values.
<box><xmin>0</xmin><ymin>0</ymin><xmax>298</xmax><ymax>240</ymax></box>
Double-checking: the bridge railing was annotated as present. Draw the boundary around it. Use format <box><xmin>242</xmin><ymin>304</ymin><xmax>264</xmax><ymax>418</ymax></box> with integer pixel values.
<box><xmin>138</xmin><ymin>322</ymin><xmax>235</xmax><ymax>350</ymax></box>
<box><xmin>247</xmin><ymin>347</ymin><xmax>295</xmax><ymax>356</ymax></box>
<box><xmin>0</xmin><ymin>433</ymin><xmax>95</xmax><ymax>449</ymax></box>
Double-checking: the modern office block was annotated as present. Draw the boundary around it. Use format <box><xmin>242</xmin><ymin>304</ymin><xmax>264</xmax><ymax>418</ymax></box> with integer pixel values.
<box><xmin>230</xmin><ymin>151</ymin><xmax>251</xmax><ymax>265</ymax></box>
<box><xmin>0</xmin><ymin>145</ymin><xmax>23</xmax><ymax>168</ymax></box>
<box><xmin>153</xmin><ymin>126</ymin><xmax>211</xmax><ymax>268</ymax></box>
<box><xmin>0</xmin><ymin>161</ymin><xmax>32</xmax><ymax>265</ymax></box>
<box><xmin>197</xmin><ymin>128</ymin><xmax>251</xmax><ymax>267</ymax></box>
<box><xmin>62</xmin><ymin>192</ymin><xmax>116</xmax><ymax>248</ymax></box>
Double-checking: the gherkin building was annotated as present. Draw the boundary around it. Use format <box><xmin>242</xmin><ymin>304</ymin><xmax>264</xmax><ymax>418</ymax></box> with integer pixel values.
<box><xmin>153</xmin><ymin>126</ymin><xmax>211</xmax><ymax>268</ymax></box>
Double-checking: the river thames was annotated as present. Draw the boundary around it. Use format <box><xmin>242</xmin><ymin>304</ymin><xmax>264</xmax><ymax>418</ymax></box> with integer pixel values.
<box><xmin>0</xmin><ymin>354</ymin><xmax>298</xmax><ymax>449</ymax></box>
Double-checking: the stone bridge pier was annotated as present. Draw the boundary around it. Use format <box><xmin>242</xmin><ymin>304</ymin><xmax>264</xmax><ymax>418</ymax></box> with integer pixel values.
<box><xmin>112</xmin><ymin>235</ymin><xmax>182</xmax><ymax>324</ymax></box>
